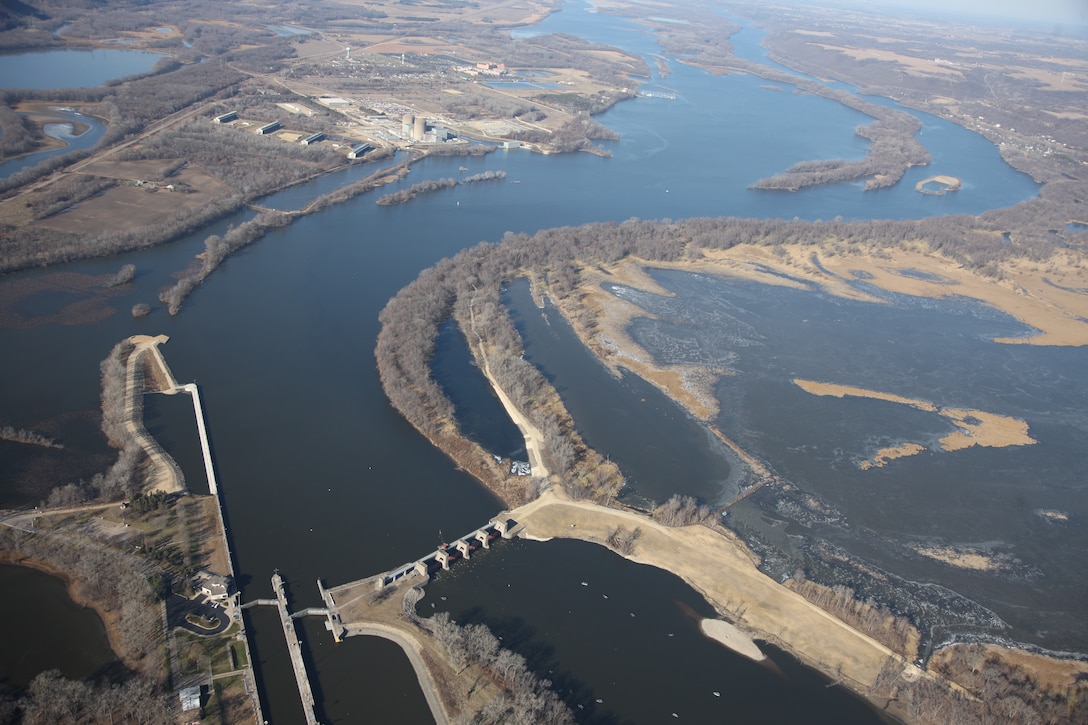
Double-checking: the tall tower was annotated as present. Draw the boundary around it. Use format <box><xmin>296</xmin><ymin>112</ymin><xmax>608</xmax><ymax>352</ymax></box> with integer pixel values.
<box><xmin>402</xmin><ymin>113</ymin><xmax>414</xmax><ymax>138</ymax></box>
<box><xmin>413</xmin><ymin>116</ymin><xmax>426</xmax><ymax>141</ymax></box>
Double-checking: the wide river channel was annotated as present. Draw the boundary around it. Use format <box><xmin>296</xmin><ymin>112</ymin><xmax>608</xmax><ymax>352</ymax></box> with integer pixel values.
<box><xmin>0</xmin><ymin>1</ymin><xmax>1063</xmax><ymax>723</ymax></box>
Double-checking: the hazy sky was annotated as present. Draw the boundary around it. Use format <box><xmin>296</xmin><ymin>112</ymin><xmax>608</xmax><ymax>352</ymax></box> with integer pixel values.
<box><xmin>841</xmin><ymin>0</ymin><xmax>1088</xmax><ymax>26</ymax></box>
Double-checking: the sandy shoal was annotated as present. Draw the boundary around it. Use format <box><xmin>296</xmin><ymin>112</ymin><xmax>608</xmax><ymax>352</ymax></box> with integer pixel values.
<box><xmin>700</xmin><ymin>619</ymin><xmax>766</xmax><ymax>661</ymax></box>
<box><xmin>794</xmin><ymin>378</ymin><xmax>1036</xmax><ymax>453</ymax></box>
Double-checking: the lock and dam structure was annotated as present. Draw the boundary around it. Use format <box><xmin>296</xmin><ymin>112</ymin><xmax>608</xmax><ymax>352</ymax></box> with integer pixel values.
<box><xmin>241</xmin><ymin>516</ymin><xmax>522</xmax><ymax>725</ymax></box>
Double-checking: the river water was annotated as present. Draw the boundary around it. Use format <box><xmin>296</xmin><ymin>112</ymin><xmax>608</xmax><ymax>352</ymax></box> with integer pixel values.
<box><xmin>0</xmin><ymin>2</ymin><xmax>1060</xmax><ymax>722</ymax></box>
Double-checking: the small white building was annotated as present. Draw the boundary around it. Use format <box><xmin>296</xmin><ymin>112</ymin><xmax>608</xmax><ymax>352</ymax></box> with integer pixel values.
<box><xmin>195</xmin><ymin>571</ymin><xmax>232</xmax><ymax>601</ymax></box>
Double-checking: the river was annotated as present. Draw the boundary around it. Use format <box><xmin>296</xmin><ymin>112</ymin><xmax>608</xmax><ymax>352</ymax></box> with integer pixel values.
<box><xmin>0</xmin><ymin>1</ymin><xmax>1055</xmax><ymax>722</ymax></box>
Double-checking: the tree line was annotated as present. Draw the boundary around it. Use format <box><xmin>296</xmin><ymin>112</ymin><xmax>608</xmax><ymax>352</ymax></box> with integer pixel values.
<box><xmin>0</xmin><ymin>669</ymin><xmax>174</xmax><ymax>725</ymax></box>
<box><xmin>158</xmin><ymin>210</ymin><xmax>291</xmax><ymax>314</ymax></box>
<box><xmin>787</xmin><ymin>575</ymin><xmax>919</xmax><ymax>659</ymax></box>
<box><xmin>0</xmin><ymin>426</ymin><xmax>63</xmax><ymax>450</ymax></box>
<box><xmin>376</xmin><ymin>170</ymin><xmax>505</xmax><ymax>206</ymax></box>
<box><xmin>869</xmin><ymin>646</ymin><xmax>1086</xmax><ymax>725</ymax></box>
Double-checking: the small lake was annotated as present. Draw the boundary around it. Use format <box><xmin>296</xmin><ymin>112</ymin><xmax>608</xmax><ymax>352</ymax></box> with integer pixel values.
<box><xmin>0</xmin><ymin>48</ymin><xmax>164</xmax><ymax>89</ymax></box>
<box><xmin>0</xmin><ymin>564</ymin><xmax>117</xmax><ymax>689</ymax></box>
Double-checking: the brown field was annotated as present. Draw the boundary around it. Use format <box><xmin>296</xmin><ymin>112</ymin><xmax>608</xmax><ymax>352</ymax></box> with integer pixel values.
<box><xmin>809</xmin><ymin>43</ymin><xmax>964</xmax><ymax>80</ymax></box>
<box><xmin>1009</xmin><ymin>66</ymin><xmax>1088</xmax><ymax>92</ymax></box>
<box><xmin>363</xmin><ymin>37</ymin><xmax>467</xmax><ymax>55</ymax></box>
<box><xmin>37</xmin><ymin>164</ymin><xmax>232</xmax><ymax>236</ymax></box>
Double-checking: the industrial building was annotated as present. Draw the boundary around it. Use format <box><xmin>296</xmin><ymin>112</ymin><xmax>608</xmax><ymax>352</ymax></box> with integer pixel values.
<box><xmin>348</xmin><ymin>143</ymin><xmax>372</xmax><ymax>159</ymax></box>
<box><xmin>300</xmin><ymin>132</ymin><xmax>325</xmax><ymax>146</ymax></box>
<box><xmin>213</xmin><ymin>111</ymin><xmax>238</xmax><ymax>124</ymax></box>
<box><xmin>257</xmin><ymin>120</ymin><xmax>282</xmax><ymax>135</ymax></box>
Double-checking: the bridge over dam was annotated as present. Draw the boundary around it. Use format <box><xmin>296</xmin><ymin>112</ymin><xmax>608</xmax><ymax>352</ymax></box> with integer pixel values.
<box><xmin>240</xmin><ymin>516</ymin><xmax>521</xmax><ymax>724</ymax></box>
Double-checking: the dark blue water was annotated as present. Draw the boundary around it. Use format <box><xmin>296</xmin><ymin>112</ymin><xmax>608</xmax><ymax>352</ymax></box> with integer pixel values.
<box><xmin>503</xmin><ymin>279</ymin><xmax>741</xmax><ymax>507</ymax></box>
<box><xmin>0</xmin><ymin>48</ymin><xmax>163</xmax><ymax>89</ymax></box>
<box><xmin>519</xmin><ymin>1</ymin><xmax>1037</xmax><ymax>219</ymax></box>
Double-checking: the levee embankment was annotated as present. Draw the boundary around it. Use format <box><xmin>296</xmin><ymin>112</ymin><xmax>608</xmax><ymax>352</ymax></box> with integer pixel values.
<box><xmin>124</xmin><ymin>335</ymin><xmax>185</xmax><ymax>494</ymax></box>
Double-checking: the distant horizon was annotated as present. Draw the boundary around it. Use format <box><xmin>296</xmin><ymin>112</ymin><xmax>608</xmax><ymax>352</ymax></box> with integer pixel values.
<box><xmin>818</xmin><ymin>0</ymin><xmax>1088</xmax><ymax>28</ymax></box>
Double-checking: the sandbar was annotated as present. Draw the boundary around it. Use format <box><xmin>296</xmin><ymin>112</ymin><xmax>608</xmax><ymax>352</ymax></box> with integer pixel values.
<box><xmin>793</xmin><ymin>378</ymin><xmax>1036</xmax><ymax>457</ymax></box>
<box><xmin>700</xmin><ymin>618</ymin><xmax>766</xmax><ymax>661</ymax></box>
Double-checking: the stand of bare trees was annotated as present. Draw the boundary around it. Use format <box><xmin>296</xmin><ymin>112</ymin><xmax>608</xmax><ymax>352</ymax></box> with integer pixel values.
<box><xmin>0</xmin><ymin>426</ymin><xmax>63</xmax><ymax>450</ymax></box>
<box><xmin>652</xmin><ymin>494</ymin><xmax>713</xmax><ymax>527</ymax></box>
<box><xmin>750</xmin><ymin>114</ymin><xmax>928</xmax><ymax>191</ymax></box>
<box><xmin>376</xmin><ymin>170</ymin><xmax>506</xmax><ymax>206</ymax></box>
<box><xmin>424</xmin><ymin>612</ymin><xmax>575</xmax><ymax>725</ymax></box>
<box><xmin>870</xmin><ymin>647</ymin><xmax>1087</xmax><ymax>725</ymax></box>
<box><xmin>103</xmin><ymin>263</ymin><xmax>135</xmax><ymax>288</ymax></box>
<box><xmin>606</xmin><ymin>525</ymin><xmax>641</xmax><ymax>555</ymax></box>
<box><xmin>0</xmin><ymin>102</ymin><xmax>36</xmax><ymax>157</ymax></box>
<box><xmin>376</xmin><ymin>177</ymin><xmax>458</xmax><ymax>206</ymax></box>
<box><xmin>787</xmin><ymin>574</ymin><xmax>920</xmax><ymax>659</ymax></box>
<box><xmin>1</xmin><ymin>670</ymin><xmax>175</xmax><ymax>725</ymax></box>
